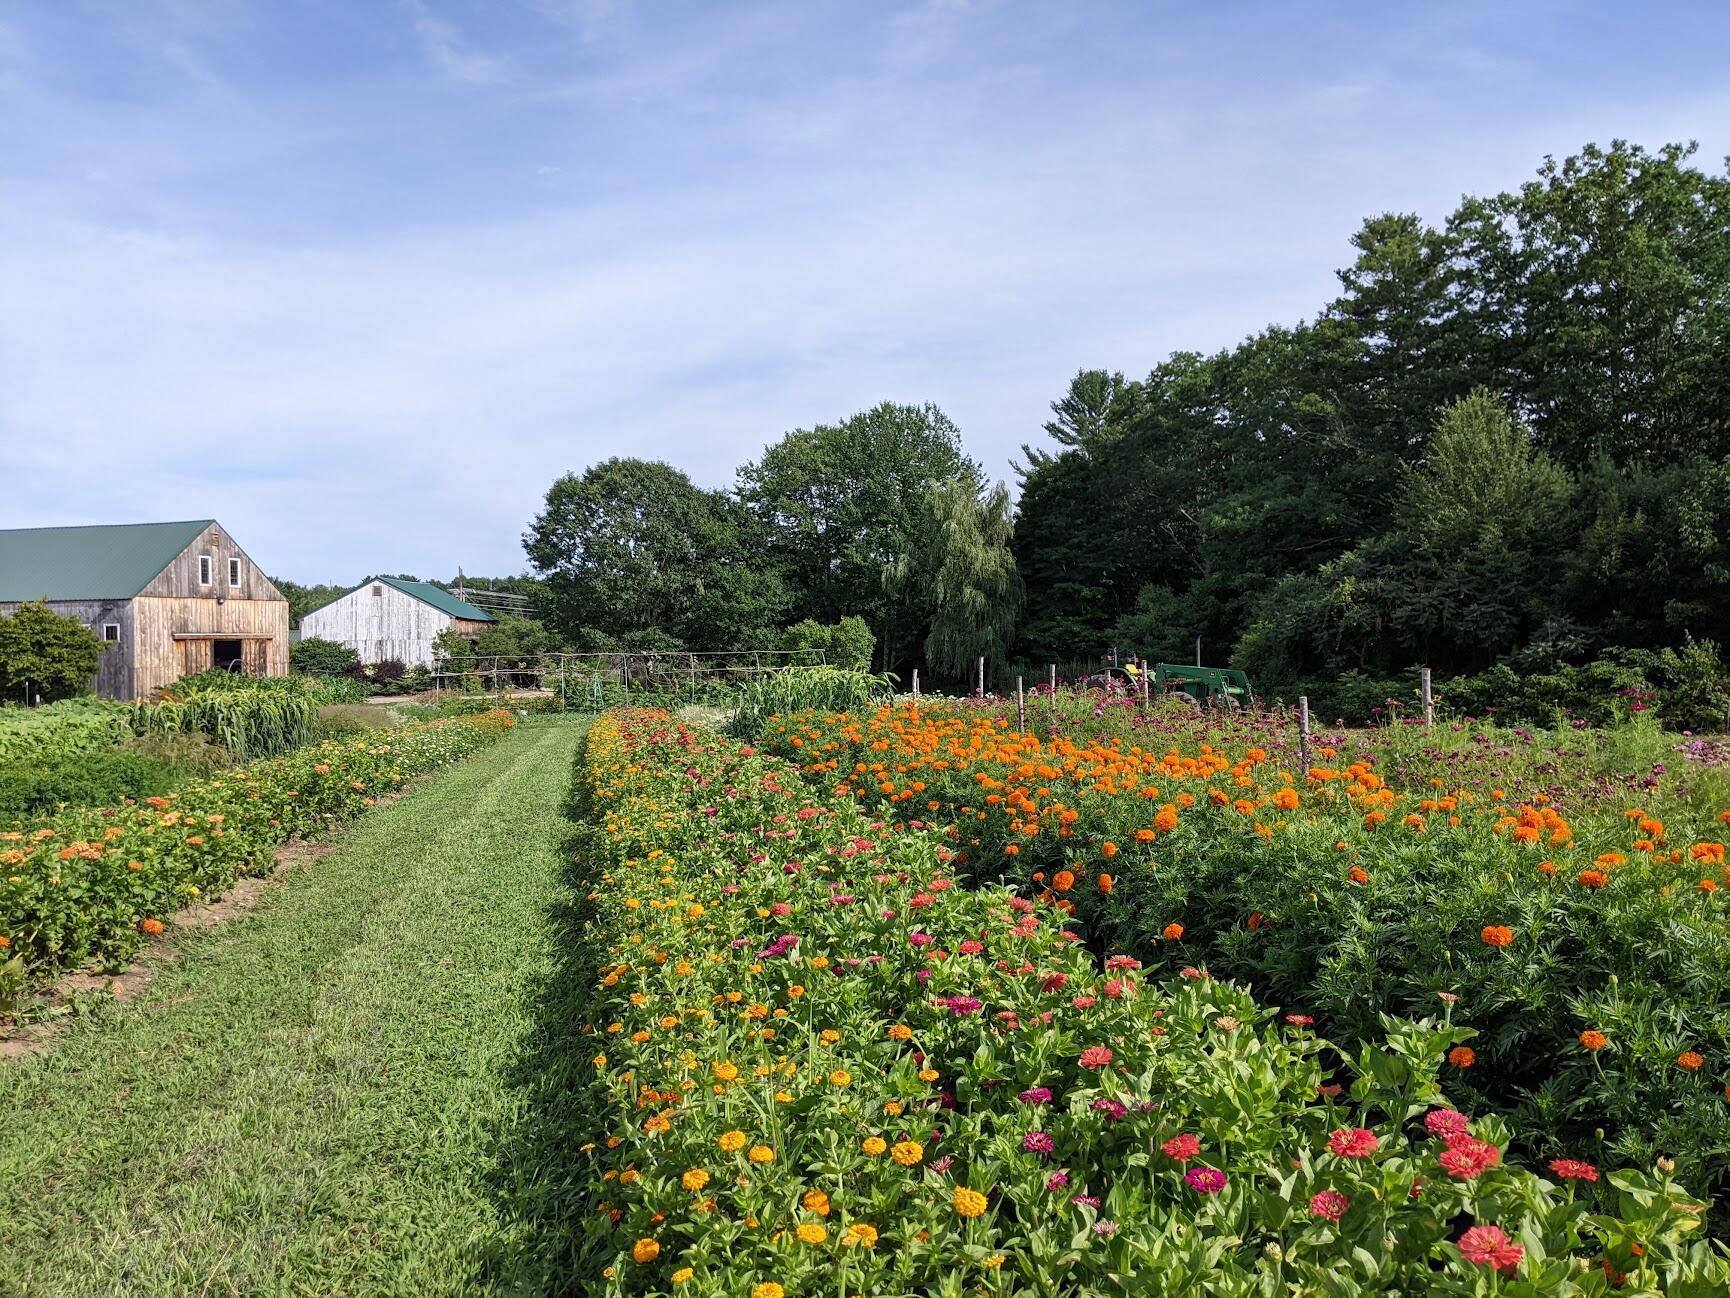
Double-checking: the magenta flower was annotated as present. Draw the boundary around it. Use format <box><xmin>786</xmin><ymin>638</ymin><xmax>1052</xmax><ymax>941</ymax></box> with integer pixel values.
<box><xmin>1045</xmin><ymin>1171</ymin><xmax>1069</xmax><ymax>1191</ymax></box>
<box><xmin>1023</xmin><ymin>1131</ymin><xmax>1055</xmax><ymax>1155</ymax></box>
<box><xmin>1091</xmin><ymin>1099</ymin><xmax>1128</xmax><ymax>1122</ymax></box>
<box><xmin>1184</xmin><ymin>1166</ymin><xmax>1227</xmax><ymax>1195</ymax></box>
<box><xmin>1018</xmin><ymin>1086</ymin><xmax>1052</xmax><ymax>1105</ymax></box>
<box><xmin>945</xmin><ymin>995</ymin><xmax>984</xmax><ymax>1016</ymax></box>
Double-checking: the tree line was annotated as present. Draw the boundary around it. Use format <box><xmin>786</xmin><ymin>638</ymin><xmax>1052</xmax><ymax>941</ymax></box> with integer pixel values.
<box><xmin>286</xmin><ymin>139</ymin><xmax>1730</xmax><ymax>715</ymax></box>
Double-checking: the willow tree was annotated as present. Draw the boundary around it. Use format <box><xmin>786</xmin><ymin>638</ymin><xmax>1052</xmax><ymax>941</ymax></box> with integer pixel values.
<box><xmin>887</xmin><ymin>479</ymin><xmax>1022</xmax><ymax>683</ymax></box>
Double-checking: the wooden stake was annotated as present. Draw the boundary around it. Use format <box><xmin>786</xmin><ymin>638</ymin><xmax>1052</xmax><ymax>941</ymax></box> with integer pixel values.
<box><xmin>1016</xmin><ymin>676</ymin><xmax>1025</xmax><ymax>734</ymax></box>
<box><xmin>1421</xmin><ymin>666</ymin><xmax>1434</xmax><ymax>725</ymax></box>
<box><xmin>1048</xmin><ymin>663</ymin><xmax>1057</xmax><ymax>713</ymax></box>
<box><xmin>912</xmin><ymin>669</ymin><xmax>920</xmax><ymax>704</ymax></box>
<box><xmin>977</xmin><ymin>656</ymin><xmax>985</xmax><ymax>699</ymax></box>
<box><xmin>1298</xmin><ymin>695</ymin><xmax>1311</xmax><ymax>781</ymax></box>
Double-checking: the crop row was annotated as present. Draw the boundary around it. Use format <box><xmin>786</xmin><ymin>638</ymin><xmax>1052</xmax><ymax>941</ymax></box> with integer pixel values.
<box><xmin>570</xmin><ymin>707</ymin><xmax>1727</xmax><ymax>1295</ymax></box>
<box><xmin>0</xmin><ymin>709</ymin><xmax>517</xmax><ymax>1003</ymax></box>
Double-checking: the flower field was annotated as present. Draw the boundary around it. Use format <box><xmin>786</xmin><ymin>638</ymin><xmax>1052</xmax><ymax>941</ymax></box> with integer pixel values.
<box><xmin>0</xmin><ymin>709</ymin><xmax>516</xmax><ymax>1004</ymax></box>
<box><xmin>752</xmin><ymin>699</ymin><xmax>1730</xmax><ymax>1220</ymax></box>
<box><xmin>571</xmin><ymin>708</ymin><xmax>1730</xmax><ymax>1294</ymax></box>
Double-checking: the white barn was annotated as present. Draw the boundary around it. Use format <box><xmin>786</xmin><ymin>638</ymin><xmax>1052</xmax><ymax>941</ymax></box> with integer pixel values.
<box><xmin>300</xmin><ymin>576</ymin><xmax>496</xmax><ymax>668</ymax></box>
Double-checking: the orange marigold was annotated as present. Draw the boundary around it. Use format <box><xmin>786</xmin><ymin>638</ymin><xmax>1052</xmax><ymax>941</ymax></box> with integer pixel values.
<box><xmin>1576</xmin><ymin>869</ymin><xmax>1609</xmax><ymax>889</ymax></box>
<box><xmin>1579</xmin><ymin>1030</ymin><xmax>1607</xmax><ymax>1050</ymax></box>
<box><xmin>1348</xmin><ymin>866</ymin><xmax>1369</xmax><ymax>885</ymax></box>
<box><xmin>1052</xmin><ymin>870</ymin><xmax>1075</xmax><ymax>892</ymax></box>
<box><xmin>1448</xmin><ymin>1046</ymin><xmax>1475</xmax><ymax>1068</ymax></box>
<box><xmin>1678</xmin><ymin>1051</ymin><xmax>1705</xmax><ymax>1071</ymax></box>
<box><xmin>1480</xmin><ymin>926</ymin><xmax>1514</xmax><ymax>948</ymax></box>
<box><xmin>1162</xmin><ymin>922</ymin><xmax>1184</xmax><ymax>941</ymax></box>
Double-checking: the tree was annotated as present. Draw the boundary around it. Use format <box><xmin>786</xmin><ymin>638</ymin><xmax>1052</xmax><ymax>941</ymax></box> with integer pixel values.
<box><xmin>888</xmin><ymin>480</ymin><xmax>1021</xmax><ymax>683</ymax></box>
<box><xmin>738</xmin><ymin>402</ymin><xmax>982</xmax><ymax>670</ymax></box>
<box><xmin>0</xmin><ymin>601</ymin><xmax>106</xmax><ymax>704</ymax></box>
<box><xmin>524</xmin><ymin>458</ymin><xmax>779</xmax><ymax>649</ymax></box>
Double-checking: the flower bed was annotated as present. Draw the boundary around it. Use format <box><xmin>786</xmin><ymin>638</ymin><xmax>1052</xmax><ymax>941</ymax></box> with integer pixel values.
<box><xmin>754</xmin><ymin>703</ymin><xmax>1730</xmax><ymax>1210</ymax></box>
<box><xmin>0</xmin><ymin>709</ymin><xmax>516</xmax><ymax>999</ymax></box>
<box><xmin>571</xmin><ymin>708</ymin><xmax>1728</xmax><ymax>1294</ymax></box>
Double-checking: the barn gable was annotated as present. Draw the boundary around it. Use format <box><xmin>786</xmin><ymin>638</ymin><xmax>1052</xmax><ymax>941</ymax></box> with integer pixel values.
<box><xmin>0</xmin><ymin>519</ymin><xmax>214</xmax><ymax>601</ymax></box>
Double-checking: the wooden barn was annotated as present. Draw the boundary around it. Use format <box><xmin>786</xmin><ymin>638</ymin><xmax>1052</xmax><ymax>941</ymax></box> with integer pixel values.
<box><xmin>299</xmin><ymin>576</ymin><xmax>495</xmax><ymax>669</ymax></box>
<box><xmin>0</xmin><ymin>519</ymin><xmax>290</xmax><ymax>700</ymax></box>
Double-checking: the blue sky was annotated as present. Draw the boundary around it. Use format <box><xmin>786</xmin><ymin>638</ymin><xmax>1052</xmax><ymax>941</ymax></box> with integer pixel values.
<box><xmin>3</xmin><ymin>1</ymin><xmax>1727</xmax><ymax>583</ymax></box>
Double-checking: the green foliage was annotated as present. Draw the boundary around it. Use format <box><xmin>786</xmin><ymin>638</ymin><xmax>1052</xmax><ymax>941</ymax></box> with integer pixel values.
<box><xmin>0</xmin><ymin>601</ymin><xmax>106</xmax><ymax>704</ymax></box>
<box><xmin>0</xmin><ymin>699</ymin><xmax>134</xmax><ymax>763</ymax></box>
<box><xmin>136</xmin><ymin>674</ymin><xmax>319</xmax><ymax>759</ymax></box>
<box><xmin>888</xmin><ymin>478</ymin><xmax>1022</xmax><ymax>683</ymax></box>
<box><xmin>0</xmin><ymin>748</ymin><xmax>178</xmax><ymax>819</ymax></box>
<box><xmin>290</xmin><ymin>636</ymin><xmax>360</xmax><ymax>675</ymax></box>
<box><xmin>725</xmin><ymin>666</ymin><xmax>891</xmax><ymax>740</ymax></box>
<box><xmin>779</xmin><ymin>616</ymin><xmax>875</xmax><ymax>672</ymax></box>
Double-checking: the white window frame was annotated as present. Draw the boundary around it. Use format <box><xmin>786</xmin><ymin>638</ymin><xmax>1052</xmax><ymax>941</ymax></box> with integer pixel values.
<box><xmin>198</xmin><ymin>554</ymin><xmax>213</xmax><ymax>586</ymax></box>
<box><xmin>228</xmin><ymin>556</ymin><xmax>242</xmax><ymax>588</ymax></box>
<box><xmin>102</xmin><ymin>623</ymin><xmax>120</xmax><ymax>642</ymax></box>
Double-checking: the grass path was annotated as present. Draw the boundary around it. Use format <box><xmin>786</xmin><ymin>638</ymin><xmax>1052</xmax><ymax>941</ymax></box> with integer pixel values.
<box><xmin>0</xmin><ymin>718</ymin><xmax>589</xmax><ymax>1298</ymax></box>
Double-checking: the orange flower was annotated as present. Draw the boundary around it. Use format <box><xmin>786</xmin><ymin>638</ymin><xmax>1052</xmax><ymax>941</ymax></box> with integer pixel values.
<box><xmin>1576</xmin><ymin>869</ymin><xmax>1608</xmax><ymax>889</ymax></box>
<box><xmin>1101</xmin><ymin>841</ymin><xmax>1118</xmax><ymax>859</ymax></box>
<box><xmin>1097</xmin><ymin>873</ymin><xmax>1114</xmax><ymax>894</ymax></box>
<box><xmin>1272</xmin><ymin>788</ymin><xmax>1299</xmax><ymax>811</ymax></box>
<box><xmin>1480</xmin><ymin>926</ymin><xmax>1514</xmax><ymax>948</ymax></box>
<box><xmin>1448</xmin><ymin>1046</ymin><xmax>1475</xmax><ymax>1068</ymax></box>
<box><xmin>1162</xmin><ymin>922</ymin><xmax>1184</xmax><ymax>941</ymax></box>
<box><xmin>1153</xmin><ymin>805</ymin><xmax>1179</xmax><ymax>833</ymax></box>
<box><xmin>1536</xmin><ymin>860</ymin><xmax>1557</xmax><ymax>876</ymax></box>
<box><xmin>140</xmin><ymin>917</ymin><xmax>165</xmax><ymax>935</ymax></box>
<box><xmin>1134</xmin><ymin>828</ymin><xmax>1156</xmax><ymax>843</ymax></box>
<box><xmin>1348</xmin><ymin>866</ymin><xmax>1369</xmax><ymax>885</ymax></box>
<box><xmin>1579</xmin><ymin>1030</ymin><xmax>1607</xmax><ymax>1050</ymax></box>
<box><xmin>1678</xmin><ymin>1051</ymin><xmax>1705</xmax><ymax>1071</ymax></box>
<box><xmin>1052</xmin><ymin>870</ymin><xmax>1075</xmax><ymax>892</ymax></box>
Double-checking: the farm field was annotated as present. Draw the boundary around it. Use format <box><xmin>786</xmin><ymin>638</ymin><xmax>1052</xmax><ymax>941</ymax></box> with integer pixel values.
<box><xmin>0</xmin><ymin>718</ymin><xmax>590</xmax><ymax>1298</ymax></box>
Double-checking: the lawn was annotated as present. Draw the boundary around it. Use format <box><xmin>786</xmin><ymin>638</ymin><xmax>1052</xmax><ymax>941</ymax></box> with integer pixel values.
<box><xmin>0</xmin><ymin>717</ymin><xmax>590</xmax><ymax>1298</ymax></box>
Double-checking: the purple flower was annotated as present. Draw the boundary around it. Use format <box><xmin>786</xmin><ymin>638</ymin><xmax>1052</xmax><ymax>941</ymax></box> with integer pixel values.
<box><xmin>1071</xmin><ymin>1193</ymin><xmax>1101</xmax><ymax>1209</ymax></box>
<box><xmin>1091</xmin><ymin>1099</ymin><xmax>1128</xmax><ymax>1122</ymax></box>
<box><xmin>929</xmin><ymin>1154</ymin><xmax>955</xmax><ymax>1173</ymax></box>
<box><xmin>1023</xmin><ymin>1131</ymin><xmax>1056</xmax><ymax>1155</ymax></box>
<box><xmin>1184</xmin><ymin>1166</ymin><xmax>1228</xmax><ymax>1195</ymax></box>
<box><xmin>1018</xmin><ymin>1086</ymin><xmax>1052</xmax><ymax>1105</ymax></box>
<box><xmin>1045</xmin><ymin>1171</ymin><xmax>1070</xmax><ymax>1191</ymax></box>
<box><xmin>946</xmin><ymin>995</ymin><xmax>984</xmax><ymax>1016</ymax></box>
<box><xmin>1093</xmin><ymin>1219</ymin><xmax>1120</xmax><ymax>1237</ymax></box>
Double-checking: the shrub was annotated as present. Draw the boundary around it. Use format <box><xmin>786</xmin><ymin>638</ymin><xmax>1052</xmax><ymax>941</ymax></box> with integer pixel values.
<box><xmin>0</xmin><ymin>699</ymin><xmax>134</xmax><ymax>764</ymax></box>
<box><xmin>0</xmin><ymin>749</ymin><xmax>178</xmax><ymax>819</ymax></box>
<box><xmin>0</xmin><ymin>601</ymin><xmax>105</xmax><ymax>704</ymax></box>
<box><xmin>568</xmin><ymin>709</ymin><xmax>1730</xmax><ymax>1294</ymax></box>
<box><xmin>290</xmin><ymin>636</ymin><xmax>360</xmax><ymax>675</ymax></box>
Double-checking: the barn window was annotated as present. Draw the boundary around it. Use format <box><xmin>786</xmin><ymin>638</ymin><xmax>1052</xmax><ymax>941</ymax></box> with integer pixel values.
<box><xmin>229</xmin><ymin>557</ymin><xmax>242</xmax><ymax>587</ymax></box>
<box><xmin>199</xmin><ymin>555</ymin><xmax>213</xmax><ymax>586</ymax></box>
<box><xmin>372</xmin><ymin>583</ymin><xmax>383</xmax><ymax>597</ymax></box>
<box><xmin>102</xmin><ymin>623</ymin><xmax>120</xmax><ymax>642</ymax></box>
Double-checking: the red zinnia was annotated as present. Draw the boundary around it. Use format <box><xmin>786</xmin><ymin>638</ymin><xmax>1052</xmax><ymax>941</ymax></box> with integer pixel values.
<box><xmin>1078</xmin><ymin>1046</ymin><xmax>1114</xmax><ymax>1069</ymax></box>
<box><xmin>1308</xmin><ymin>1190</ymin><xmax>1349</xmax><ymax>1221</ymax></box>
<box><xmin>1547</xmin><ymin>1157</ymin><xmax>1598</xmax><ymax>1183</ymax></box>
<box><xmin>1161</xmin><ymin>1132</ymin><xmax>1201</xmax><ymax>1162</ymax></box>
<box><xmin>1328</xmin><ymin>1127</ymin><xmax>1379</xmax><ymax>1159</ymax></box>
<box><xmin>1458</xmin><ymin>1224</ymin><xmax>1523</xmax><ymax>1275</ymax></box>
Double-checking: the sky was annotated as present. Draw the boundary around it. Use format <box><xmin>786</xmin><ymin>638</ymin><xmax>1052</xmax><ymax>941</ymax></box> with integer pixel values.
<box><xmin>2</xmin><ymin>1</ymin><xmax>1728</xmax><ymax>584</ymax></box>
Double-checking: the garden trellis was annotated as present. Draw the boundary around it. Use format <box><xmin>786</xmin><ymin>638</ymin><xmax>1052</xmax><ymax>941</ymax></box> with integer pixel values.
<box><xmin>425</xmin><ymin>646</ymin><xmax>829</xmax><ymax>711</ymax></box>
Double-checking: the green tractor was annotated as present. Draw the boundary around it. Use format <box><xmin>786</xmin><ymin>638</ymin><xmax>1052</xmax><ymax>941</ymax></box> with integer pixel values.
<box><xmin>1149</xmin><ymin>663</ymin><xmax>1253</xmax><ymax>709</ymax></box>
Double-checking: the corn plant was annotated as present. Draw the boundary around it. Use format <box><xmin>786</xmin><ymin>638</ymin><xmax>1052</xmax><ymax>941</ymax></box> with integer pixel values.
<box><xmin>725</xmin><ymin>666</ymin><xmax>892</xmax><ymax>739</ymax></box>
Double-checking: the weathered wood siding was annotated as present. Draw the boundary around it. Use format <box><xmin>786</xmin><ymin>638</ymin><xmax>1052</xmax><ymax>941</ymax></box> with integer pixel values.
<box><xmin>130</xmin><ymin>597</ymin><xmax>289</xmax><ymax>697</ymax></box>
<box><xmin>138</xmin><ymin>523</ymin><xmax>284</xmax><ymax>602</ymax></box>
<box><xmin>0</xmin><ymin>598</ymin><xmax>134</xmax><ymax>698</ymax></box>
<box><xmin>300</xmin><ymin>583</ymin><xmax>456</xmax><ymax>668</ymax></box>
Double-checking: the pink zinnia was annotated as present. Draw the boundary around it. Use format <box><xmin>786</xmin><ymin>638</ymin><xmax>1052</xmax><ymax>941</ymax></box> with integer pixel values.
<box><xmin>1072</xmin><ymin>995</ymin><xmax>1097</xmax><ymax>1009</ymax></box>
<box><xmin>1161</xmin><ymin>1133</ymin><xmax>1201</xmax><ymax>1162</ymax></box>
<box><xmin>1439</xmin><ymin>1137</ymin><xmax>1501</xmax><ymax>1180</ymax></box>
<box><xmin>1328</xmin><ymin>1127</ymin><xmax>1379</xmax><ymax>1159</ymax></box>
<box><xmin>1308</xmin><ymin>1190</ymin><xmax>1349</xmax><ymax>1221</ymax></box>
<box><xmin>1423</xmin><ymin>1109</ymin><xmax>1470</xmax><ymax>1138</ymax></box>
<box><xmin>1547</xmin><ymin>1157</ymin><xmax>1599</xmax><ymax>1183</ymax></box>
<box><xmin>1184</xmin><ymin>1166</ymin><xmax>1227</xmax><ymax>1195</ymax></box>
<box><xmin>1458</xmin><ymin>1224</ymin><xmax>1523</xmax><ymax>1275</ymax></box>
<box><xmin>1078</xmin><ymin>1046</ymin><xmax>1114</xmax><ymax>1069</ymax></box>
<box><xmin>1023</xmin><ymin>1131</ymin><xmax>1055</xmax><ymax>1154</ymax></box>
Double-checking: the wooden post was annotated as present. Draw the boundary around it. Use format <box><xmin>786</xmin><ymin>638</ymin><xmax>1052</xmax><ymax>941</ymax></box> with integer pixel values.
<box><xmin>1195</xmin><ymin>636</ymin><xmax>1202</xmax><ymax>667</ymax></box>
<box><xmin>1140</xmin><ymin>670</ymin><xmax>1150</xmax><ymax>708</ymax></box>
<box><xmin>1049</xmin><ymin>663</ymin><xmax>1057</xmax><ymax>714</ymax></box>
<box><xmin>977</xmin><ymin>656</ymin><xmax>985</xmax><ymax>699</ymax></box>
<box><xmin>912</xmin><ymin>669</ymin><xmax>920</xmax><ymax>704</ymax></box>
<box><xmin>1421</xmin><ymin>666</ymin><xmax>1434</xmax><ymax>726</ymax></box>
<box><xmin>1298</xmin><ymin>695</ymin><xmax>1311</xmax><ymax>781</ymax></box>
<box><xmin>1016</xmin><ymin>676</ymin><xmax>1026</xmax><ymax>734</ymax></box>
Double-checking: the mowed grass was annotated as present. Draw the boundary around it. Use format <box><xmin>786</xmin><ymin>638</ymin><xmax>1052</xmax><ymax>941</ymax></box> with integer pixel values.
<box><xmin>0</xmin><ymin>718</ymin><xmax>589</xmax><ymax>1298</ymax></box>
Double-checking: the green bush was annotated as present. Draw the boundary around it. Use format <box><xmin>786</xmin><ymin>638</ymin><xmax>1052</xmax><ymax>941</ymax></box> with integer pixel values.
<box><xmin>290</xmin><ymin>636</ymin><xmax>360</xmax><ymax>675</ymax></box>
<box><xmin>0</xmin><ymin>699</ymin><xmax>134</xmax><ymax>764</ymax></box>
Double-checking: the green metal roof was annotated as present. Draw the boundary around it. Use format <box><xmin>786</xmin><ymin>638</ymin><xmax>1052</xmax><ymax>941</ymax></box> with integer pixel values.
<box><xmin>0</xmin><ymin>519</ymin><xmax>214</xmax><ymax>602</ymax></box>
<box><xmin>375</xmin><ymin>576</ymin><xmax>497</xmax><ymax>622</ymax></box>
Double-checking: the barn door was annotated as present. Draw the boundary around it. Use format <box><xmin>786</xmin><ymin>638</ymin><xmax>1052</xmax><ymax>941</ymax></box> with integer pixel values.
<box><xmin>177</xmin><ymin>639</ymin><xmax>213</xmax><ymax>677</ymax></box>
